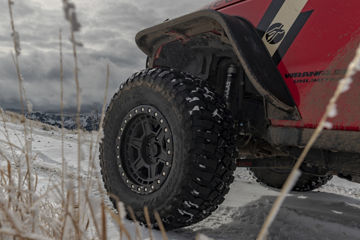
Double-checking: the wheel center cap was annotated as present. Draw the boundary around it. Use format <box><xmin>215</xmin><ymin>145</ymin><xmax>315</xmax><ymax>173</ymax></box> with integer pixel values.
<box><xmin>143</xmin><ymin>135</ymin><xmax>160</xmax><ymax>164</ymax></box>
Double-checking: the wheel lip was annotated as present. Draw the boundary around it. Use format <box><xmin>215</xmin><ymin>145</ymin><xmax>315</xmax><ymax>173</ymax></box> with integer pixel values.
<box><xmin>116</xmin><ymin>104</ymin><xmax>174</xmax><ymax>195</ymax></box>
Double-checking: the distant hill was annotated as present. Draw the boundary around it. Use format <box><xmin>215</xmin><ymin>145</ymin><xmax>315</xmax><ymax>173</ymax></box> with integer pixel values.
<box><xmin>26</xmin><ymin>111</ymin><xmax>100</xmax><ymax>131</ymax></box>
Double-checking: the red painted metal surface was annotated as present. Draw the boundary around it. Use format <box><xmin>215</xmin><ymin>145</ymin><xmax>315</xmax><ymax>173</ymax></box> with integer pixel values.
<box><xmin>214</xmin><ymin>0</ymin><xmax>360</xmax><ymax>131</ymax></box>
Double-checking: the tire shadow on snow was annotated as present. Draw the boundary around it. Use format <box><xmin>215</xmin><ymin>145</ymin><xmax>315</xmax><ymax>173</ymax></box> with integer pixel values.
<box><xmin>176</xmin><ymin>192</ymin><xmax>360</xmax><ymax>240</ymax></box>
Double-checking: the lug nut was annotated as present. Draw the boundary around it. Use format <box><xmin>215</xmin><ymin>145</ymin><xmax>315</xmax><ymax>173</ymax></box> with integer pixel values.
<box><xmin>160</xmin><ymin>119</ymin><xmax>164</xmax><ymax>124</ymax></box>
<box><xmin>148</xmin><ymin>109</ymin><xmax>152</xmax><ymax>113</ymax></box>
<box><xmin>165</xmin><ymin>128</ymin><xmax>168</xmax><ymax>133</ymax></box>
<box><xmin>162</xmin><ymin>172</ymin><xmax>166</xmax><ymax>176</ymax></box>
<box><xmin>142</xmin><ymin>108</ymin><xmax>145</xmax><ymax>112</ymax></box>
<box><xmin>167</xmin><ymin>139</ymin><xmax>171</xmax><ymax>143</ymax></box>
<box><xmin>166</xmin><ymin>162</ymin><xmax>169</xmax><ymax>166</ymax></box>
<box><xmin>167</xmin><ymin>150</ymin><xmax>171</xmax><ymax>155</ymax></box>
<box><xmin>157</xmin><ymin>180</ymin><xmax>161</xmax><ymax>184</ymax></box>
<box><xmin>155</xmin><ymin>112</ymin><xmax>158</xmax><ymax>117</ymax></box>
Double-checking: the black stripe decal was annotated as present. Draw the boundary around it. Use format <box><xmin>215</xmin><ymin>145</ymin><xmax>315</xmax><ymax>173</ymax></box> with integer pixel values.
<box><xmin>257</xmin><ymin>0</ymin><xmax>285</xmax><ymax>38</ymax></box>
<box><xmin>272</xmin><ymin>10</ymin><xmax>313</xmax><ymax>65</ymax></box>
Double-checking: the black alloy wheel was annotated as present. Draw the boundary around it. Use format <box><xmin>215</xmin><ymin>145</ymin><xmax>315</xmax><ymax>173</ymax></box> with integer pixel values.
<box><xmin>100</xmin><ymin>68</ymin><xmax>236</xmax><ymax>229</ymax></box>
<box><xmin>117</xmin><ymin>105</ymin><xmax>173</xmax><ymax>194</ymax></box>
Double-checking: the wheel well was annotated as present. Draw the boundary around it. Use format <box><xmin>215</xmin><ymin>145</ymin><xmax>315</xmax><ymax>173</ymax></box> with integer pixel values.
<box><xmin>152</xmin><ymin>33</ymin><xmax>236</xmax><ymax>82</ymax></box>
<box><xmin>136</xmin><ymin>10</ymin><xmax>298</xmax><ymax>113</ymax></box>
<box><xmin>151</xmin><ymin>32</ymin><xmax>267</xmax><ymax>134</ymax></box>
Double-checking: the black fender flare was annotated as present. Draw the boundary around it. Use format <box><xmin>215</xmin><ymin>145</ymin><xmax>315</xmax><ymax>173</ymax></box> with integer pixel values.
<box><xmin>136</xmin><ymin>9</ymin><xmax>297</xmax><ymax>113</ymax></box>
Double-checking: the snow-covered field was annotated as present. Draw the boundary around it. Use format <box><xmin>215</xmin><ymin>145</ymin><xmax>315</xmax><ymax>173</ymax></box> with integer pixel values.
<box><xmin>1</xmin><ymin>116</ymin><xmax>360</xmax><ymax>240</ymax></box>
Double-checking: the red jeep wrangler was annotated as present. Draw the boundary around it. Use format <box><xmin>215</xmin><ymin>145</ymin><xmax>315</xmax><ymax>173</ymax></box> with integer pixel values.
<box><xmin>100</xmin><ymin>0</ymin><xmax>360</xmax><ymax>229</ymax></box>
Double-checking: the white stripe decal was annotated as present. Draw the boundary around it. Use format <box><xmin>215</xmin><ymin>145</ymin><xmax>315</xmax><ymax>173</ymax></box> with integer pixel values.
<box><xmin>262</xmin><ymin>0</ymin><xmax>309</xmax><ymax>56</ymax></box>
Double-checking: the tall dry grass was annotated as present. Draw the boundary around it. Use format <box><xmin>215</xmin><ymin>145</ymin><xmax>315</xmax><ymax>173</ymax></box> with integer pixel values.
<box><xmin>1</xmin><ymin>0</ymin><xmax>171</xmax><ymax>239</ymax></box>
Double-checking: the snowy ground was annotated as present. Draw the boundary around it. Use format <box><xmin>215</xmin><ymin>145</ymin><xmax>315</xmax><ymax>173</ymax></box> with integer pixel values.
<box><xmin>1</xmin><ymin>118</ymin><xmax>360</xmax><ymax>240</ymax></box>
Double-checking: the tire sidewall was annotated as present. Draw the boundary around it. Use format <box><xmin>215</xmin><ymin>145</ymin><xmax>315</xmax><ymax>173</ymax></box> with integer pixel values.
<box><xmin>102</xmin><ymin>79</ymin><xmax>191</xmax><ymax>210</ymax></box>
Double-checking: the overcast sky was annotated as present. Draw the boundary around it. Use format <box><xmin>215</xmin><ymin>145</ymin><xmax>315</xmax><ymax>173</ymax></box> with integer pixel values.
<box><xmin>0</xmin><ymin>0</ymin><xmax>210</xmax><ymax>112</ymax></box>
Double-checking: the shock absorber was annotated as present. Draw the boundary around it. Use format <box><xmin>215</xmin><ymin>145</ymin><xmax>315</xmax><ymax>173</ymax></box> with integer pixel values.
<box><xmin>224</xmin><ymin>64</ymin><xmax>237</xmax><ymax>108</ymax></box>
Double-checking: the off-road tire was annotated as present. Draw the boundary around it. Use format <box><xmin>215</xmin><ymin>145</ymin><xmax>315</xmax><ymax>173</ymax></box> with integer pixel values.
<box><xmin>100</xmin><ymin>68</ymin><xmax>236</xmax><ymax>229</ymax></box>
<box><xmin>251</xmin><ymin>168</ymin><xmax>332</xmax><ymax>192</ymax></box>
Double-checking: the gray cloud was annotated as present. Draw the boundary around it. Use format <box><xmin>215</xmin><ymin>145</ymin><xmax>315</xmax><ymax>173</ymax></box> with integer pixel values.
<box><xmin>0</xmin><ymin>0</ymin><xmax>210</xmax><ymax>112</ymax></box>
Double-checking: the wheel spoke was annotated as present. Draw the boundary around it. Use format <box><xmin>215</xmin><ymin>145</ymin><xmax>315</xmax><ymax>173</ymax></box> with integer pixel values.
<box><xmin>129</xmin><ymin>137</ymin><xmax>143</xmax><ymax>150</ymax></box>
<box><xmin>132</xmin><ymin>157</ymin><xmax>145</xmax><ymax>171</ymax></box>
<box><xmin>155</xmin><ymin>126</ymin><xmax>165</xmax><ymax>140</ymax></box>
<box><xmin>157</xmin><ymin>150</ymin><xmax>168</xmax><ymax>163</ymax></box>
<box><xmin>141</xmin><ymin>119</ymin><xmax>152</xmax><ymax>135</ymax></box>
<box><xmin>148</xmin><ymin>164</ymin><xmax>157</xmax><ymax>179</ymax></box>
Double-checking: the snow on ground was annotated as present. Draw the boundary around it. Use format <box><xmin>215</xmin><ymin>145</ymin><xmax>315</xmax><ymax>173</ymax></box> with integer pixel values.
<box><xmin>1</xmin><ymin>117</ymin><xmax>360</xmax><ymax>240</ymax></box>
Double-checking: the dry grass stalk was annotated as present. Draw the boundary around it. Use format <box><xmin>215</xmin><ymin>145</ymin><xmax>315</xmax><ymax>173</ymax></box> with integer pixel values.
<box><xmin>84</xmin><ymin>192</ymin><xmax>101</xmax><ymax>239</ymax></box>
<box><xmin>6</xmin><ymin>2</ymin><xmax>40</xmax><ymax>238</ymax></box>
<box><xmin>62</xmin><ymin>1</ymin><xmax>83</xmax><ymax>237</ymax></box>
<box><xmin>256</xmin><ymin>43</ymin><xmax>360</xmax><ymax>240</ymax></box>
<box><xmin>144</xmin><ymin>206</ymin><xmax>154</xmax><ymax>240</ymax></box>
<box><xmin>59</xmin><ymin>29</ymin><xmax>66</xmax><ymax>198</ymax></box>
<box><xmin>86</xmin><ymin>64</ymin><xmax>110</xmax><ymax>190</ymax></box>
<box><xmin>0</xmin><ymin>228</ymin><xmax>47</xmax><ymax>240</ymax></box>
<box><xmin>117</xmin><ymin>201</ymin><xmax>126</xmax><ymax>240</ymax></box>
<box><xmin>84</xmin><ymin>65</ymin><xmax>110</xmax><ymax>240</ymax></box>
<box><xmin>7</xmin><ymin>0</ymin><xmax>33</xmax><ymax>205</ymax></box>
<box><xmin>0</xmin><ymin>110</ymin><xmax>18</xmax><ymax>188</ymax></box>
<box><xmin>60</xmin><ymin>189</ymin><xmax>71</xmax><ymax>240</ymax></box>
<box><xmin>105</xmin><ymin>204</ymin><xmax>131</xmax><ymax>240</ymax></box>
<box><xmin>127</xmin><ymin>206</ymin><xmax>142</xmax><ymax>240</ymax></box>
<box><xmin>0</xmin><ymin>139</ymin><xmax>23</xmax><ymax>152</ymax></box>
<box><xmin>7</xmin><ymin>0</ymin><xmax>24</xmax><ymax>113</ymax></box>
<box><xmin>154</xmin><ymin>211</ymin><xmax>168</xmax><ymax>240</ymax></box>
<box><xmin>101</xmin><ymin>201</ymin><xmax>107</xmax><ymax>240</ymax></box>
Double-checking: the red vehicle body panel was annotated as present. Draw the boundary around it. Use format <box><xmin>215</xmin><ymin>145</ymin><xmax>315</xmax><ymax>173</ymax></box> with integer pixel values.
<box><xmin>210</xmin><ymin>0</ymin><xmax>360</xmax><ymax>131</ymax></box>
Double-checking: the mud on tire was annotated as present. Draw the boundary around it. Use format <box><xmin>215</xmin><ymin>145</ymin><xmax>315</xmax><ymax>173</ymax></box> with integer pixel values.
<box><xmin>100</xmin><ymin>68</ymin><xmax>236</xmax><ymax>229</ymax></box>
